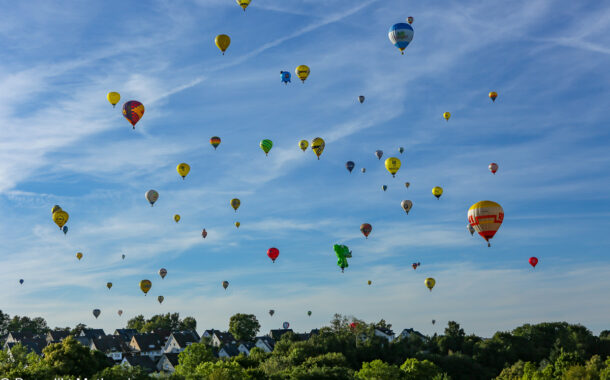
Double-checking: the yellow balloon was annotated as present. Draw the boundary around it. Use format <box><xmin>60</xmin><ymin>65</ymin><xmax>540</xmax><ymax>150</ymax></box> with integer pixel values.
<box><xmin>215</xmin><ymin>34</ymin><xmax>231</xmax><ymax>54</ymax></box>
<box><xmin>140</xmin><ymin>279</ymin><xmax>152</xmax><ymax>295</ymax></box>
<box><xmin>299</xmin><ymin>140</ymin><xmax>309</xmax><ymax>152</ymax></box>
<box><xmin>468</xmin><ymin>200</ymin><xmax>504</xmax><ymax>247</ymax></box>
<box><xmin>230</xmin><ymin>198</ymin><xmax>240</xmax><ymax>211</ymax></box>
<box><xmin>384</xmin><ymin>157</ymin><xmax>401</xmax><ymax>177</ymax></box>
<box><xmin>107</xmin><ymin>92</ymin><xmax>120</xmax><ymax>108</ymax></box>
<box><xmin>174</xmin><ymin>214</ymin><xmax>181</xmax><ymax>223</ymax></box>
<box><xmin>443</xmin><ymin>112</ymin><xmax>451</xmax><ymax>121</ymax></box>
<box><xmin>177</xmin><ymin>163</ymin><xmax>190</xmax><ymax>179</ymax></box>
<box><xmin>432</xmin><ymin>186</ymin><xmax>443</xmax><ymax>199</ymax></box>
<box><xmin>52</xmin><ymin>210</ymin><xmax>69</xmax><ymax>229</ymax></box>
<box><xmin>489</xmin><ymin>91</ymin><xmax>498</xmax><ymax>102</ymax></box>
<box><xmin>367</xmin><ymin>280</ymin><xmax>372</xmax><ymax>286</ymax></box>
<box><xmin>425</xmin><ymin>278</ymin><xmax>436</xmax><ymax>291</ymax></box>
<box><xmin>235</xmin><ymin>221</ymin><xmax>240</xmax><ymax>228</ymax></box>
<box><xmin>107</xmin><ymin>282</ymin><xmax>112</xmax><ymax>290</ymax></box>
<box><xmin>311</xmin><ymin>137</ymin><xmax>325</xmax><ymax>160</ymax></box>
<box><xmin>295</xmin><ymin>65</ymin><xmax>310</xmax><ymax>83</ymax></box>
<box><xmin>76</xmin><ymin>252</ymin><xmax>83</xmax><ymax>260</ymax></box>
<box><xmin>236</xmin><ymin>0</ymin><xmax>250</xmax><ymax>11</ymax></box>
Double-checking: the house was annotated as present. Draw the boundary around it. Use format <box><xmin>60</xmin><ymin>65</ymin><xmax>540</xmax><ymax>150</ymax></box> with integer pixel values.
<box><xmin>269</xmin><ymin>329</ymin><xmax>293</xmax><ymax>341</ymax></box>
<box><xmin>237</xmin><ymin>341</ymin><xmax>255</xmax><ymax>356</ymax></box>
<box><xmin>5</xmin><ymin>331</ymin><xmax>35</xmax><ymax>343</ymax></box>
<box><xmin>206</xmin><ymin>330</ymin><xmax>237</xmax><ymax>348</ymax></box>
<box><xmin>74</xmin><ymin>336</ymin><xmax>91</xmax><ymax>346</ymax></box>
<box><xmin>152</xmin><ymin>328</ymin><xmax>172</xmax><ymax>344</ymax></box>
<box><xmin>90</xmin><ymin>335</ymin><xmax>129</xmax><ymax>362</ymax></box>
<box><xmin>374</xmin><ymin>327</ymin><xmax>395</xmax><ymax>342</ymax></box>
<box><xmin>78</xmin><ymin>329</ymin><xmax>106</xmax><ymax>346</ymax></box>
<box><xmin>4</xmin><ymin>337</ymin><xmax>47</xmax><ymax>356</ymax></box>
<box><xmin>398</xmin><ymin>328</ymin><xmax>426</xmax><ymax>341</ymax></box>
<box><xmin>218</xmin><ymin>343</ymin><xmax>240</xmax><ymax>358</ymax></box>
<box><xmin>121</xmin><ymin>355</ymin><xmax>157</xmax><ymax>373</ymax></box>
<box><xmin>46</xmin><ymin>330</ymin><xmax>70</xmax><ymax>344</ymax></box>
<box><xmin>254</xmin><ymin>336</ymin><xmax>275</xmax><ymax>353</ymax></box>
<box><xmin>113</xmin><ymin>329</ymin><xmax>138</xmax><ymax>342</ymax></box>
<box><xmin>129</xmin><ymin>333</ymin><xmax>164</xmax><ymax>359</ymax></box>
<box><xmin>157</xmin><ymin>352</ymin><xmax>180</xmax><ymax>373</ymax></box>
<box><xmin>163</xmin><ymin>330</ymin><xmax>200</xmax><ymax>353</ymax></box>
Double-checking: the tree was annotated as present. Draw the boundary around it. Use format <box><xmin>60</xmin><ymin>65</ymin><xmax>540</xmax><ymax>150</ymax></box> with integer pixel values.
<box><xmin>70</xmin><ymin>323</ymin><xmax>88</xmax><ymax>336</ymax></box>
<box><xmin>94</xmin><ymin>364</ymin><xmax>149</xmax><ymax>380</ymax></box>
<box><xmin>5</xmin><ymin>315</ymin><xmax>50</xmax><ymax>335</ymax></box>
<box><xmin>127</xmin><ymin>315</ymin><xmax>146</xmax><ymax>331</ymax></box>
<box><xmin>400</xmin><ymin>358</ymin><xmax>441</xmax><ymax>380</ymax></box>
<box><xmin>229</xmin><ymin>313</ymin><xmax>260</xmax><ymax>342</ymax></box>
<box><xmin>374</xmin><ymin>319</ymin><xmax>392</xmax><ymax>330</ymax></box>
<box><xmin>41</xmin><ymin>336</ymin><xmax>110</xmax><ymax>377</ymax></box>
<box><xmin>356</xmin><ymin>359</ymin><xmax>403</xmax><ymax>380</ymax></box>
<box><xmin>174</xmin><ymin>341</ymin><xmax>216</xmax><ymax>376</ymax></box>
<box><xmin>126</xmin><ymin>313</ymin><xmax>196</xmax><ymax>333</ymax></box>
<box><xmin>182</xmin><ymin>316</ymin><xmax>197</xmax><ymax>331</ymax></box>
<box><xmin>438</xmin><ymin>321</ymin><xmax>465</xmax><ymax>354</ymax></box>
<box><xmin>193</xmin><ymin>360</ymin><xmax>249</xmax><ymax>379</ymax></box>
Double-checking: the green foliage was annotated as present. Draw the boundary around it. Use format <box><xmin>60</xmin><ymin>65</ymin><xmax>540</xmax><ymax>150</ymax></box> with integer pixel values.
<box><xmin>401</xmin><ymin>358</ymin><xmax>442</xmax><ymax>379</ymax></box>
<box><xmin>126</xmin><ymin>312</ymin><xmax>197</xmax><ymax>333</ymax></box>
<box><xmin>355</xmin><ymin>359</ymin><xmax>403</xmax><ymax>380</ymax></box>
<box><xmin>41</xmin><ymin>336</ymin><xmax>111</xmax><ymax>377</ymax></box>
<box><xmin>94</xmin><ymin>364</ymin><xmax>150</xmax><ymax>380</ymax></box>
<box><xmin>229</xmin><ymin>313</ymin><xmax>261</xmax><ymax>342</ymax></box>
<box><xmin>0</xmin><ymin>309</ymin><xmax>50</xmax><ymax>336</ymax></box>
<box><xmin>175</xmin><ymin>341</ymin><xmax>216</xmax><ymax>376</ymax></box>
<box><xmin>193</xmin><ymin>360</ymin><xmax>250</xmax><ymax>379</ymax></box>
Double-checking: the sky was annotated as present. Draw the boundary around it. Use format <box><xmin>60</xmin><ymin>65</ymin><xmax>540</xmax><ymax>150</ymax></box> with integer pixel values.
<box><xmin>0</xmin><ymin>0</ymin><xmax>609</xmax><ymax>338</ymax></box>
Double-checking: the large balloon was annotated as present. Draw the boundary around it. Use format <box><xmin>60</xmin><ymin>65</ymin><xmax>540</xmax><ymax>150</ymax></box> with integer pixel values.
<box><xmin>467</xmin><ymin>224</ymin><xmax>475</xmax><ymax>236</ymax></box>
<box><xmin>269</xmin><ymin>309</ymin><xmax>275</xmax><ymax>316</ymax></box>
<box><xmin>407</xmin><ymin>16</ymin><xmax>414</xmax><ymax>25</ymax></box>
<box><xmin>425</xmin><ymin>277</ymin><xmax>436</xmax><ymax>291</ymax></box>
<box><xmin>106</xmin><ymin>282</ymin><xmax>112</xmax><ymax>290</ymax></box>
<box><xmin>118</xmin><ymin>310</ymin><xmax>123</xmax><ymax>317</ymax></box>
<box><xmin>76</xmin><ymin>252</ymin><xmax>83</xmax><ymax>260</ymax></box>
<box><xmin>63</xmin><ymin>226</ymin><xmax>68</xmax><ymax>235</ymax></box>
<box><xmin>267</xmin><ymin>247</ymin><xmax>279</xmax><ymax>263</ymax></box>
<box><xmin>159</xmin><ymin>268</ymin><xmax>167</xmax><ymax>279</ymax></box>
<box><xmin>139</xmin><ymin>279</ymin><xmax>152</xmax><ymax>295</ymax></box>
<box><xmin>299</xmin><ymin>140</ymin><xmax>308</xmax><ymax>152</ymax></box>
<box><xmin>283</xmin><ymin>322</ymin><xmax>290</xmax><ymax>329</ymax></box>
<box><xmin>281</xmin><ymin>71</ymin><xmax>291</xmax><ymax>84</ymax></box>
<box><xmin>443</xmin><ymin>112</ymin><xmax>451</xmax><ymax>122</ymax></box>
<box><xmin>236</xmin><ymin>0</ymin><xmax>250</xmax><ymax>11</ymax></box>
<box><xmin>210</xmin><ymin>136</ymin><xmax>221</xmax><ymax>150</ymax></box>
<box><xmin>230</xmin><ymin>198</ymin><xmax>241</xmax><ymax>212</ymax></box>
<box><xmin>215</xmin><ymin>34</ymin><xmax>231</xmax><ymax>54</ymax></box>
<box><xmin>401</xmin><ymin>200</ymin><xmax>413</xmax><ymax>214</ymax></box>
<box><xmin>334</xmin><ymin>244</ymin><xmax>351</xmax><ymax>272</ymax></box>
<box><xmin>174</xmin><ymin>214</ymin><xmax>180</xmax><ymax>223</ymax></box>
<box><xmin>145</xmin><ymin>190</ymin><xmax>159</xmax><ymax>206</ymax></box>
<box><xmin>388</xmin><ymin>23</ymin><xmax>414</xmax><ymax>55</ymax></box>
<box><xmin>260</xmin><ymin>139</ymin><xmax>273</xmax><ymax>156</ymax></box>
<box><xmin>382</xmin><ymin>185</ymin><xmax>387</xmax><ymax>192</ymax></box>
<box><xmin>529</xmin><ymin>257</ymin><xmax>538</xmax><ymax>268</ymax></box>
<box><xmin>346</xmin><ymin>161</ymin><xmax>355</xmax><ymax>173</ymax></box>
<box><xmin>432</xmin><ymin>186</ymin><xmax>443</xmax><ymax>199</ymax></box>
<box><xmin>489</xmin><ymin>163</ymin><xmax>498</xmax><ymax>174</ymax></box>
<box><xmin>107</xmin><ymin>92</ymin><xmax>120</xmax><ymax>108</ymax></box>
<box><xmin>358</xmin><ymin>95</ymin><xmax>365</xmax><ymax>104</ymax></box>
<box><xmin>311</xmin><ymin>137</ymin><xmax>325</xmax><ymax>159</ymax></box>
<box><xmin>177</xmin><ymin>163</ymin><xmax>190</xmax><ymax>179</ymax></box>
<box><xmin>385</xmin><ymin>157</ymin><xmax>401</xmax><ymax>177</ymax></box>
<box><xmin>295</xmin><ymin>65</ymin><xmax>310</xmax><ymax>83</ymax></box>
<box><xmin>93</xmin><ymin>309</ymin><xmax>101</xmax><ymax>319</ymax></box>
<box><xmin>222</xmin><ymin>280</ymin><xmax>229</xmax><ymax>290</ymax></box>
<box><xmin>202</xmin><ymin>229</ymin><xmax>208</xmax><ymax>238</ymax></box>
<box><xmin>360</xmin><ymin>223</ymin><xmax>372</xmax><ymax>239</ymax></box>
<box><xmin>489</xmin><ymin>91</ymin><xmax>498</xmax><ymax>102</ymax></box>
<box><xmin>467</xmin><ymin>201</ymin><xmax>504</xmax><ymax>247</ymax></box>
<box><xmin>399</xmin><ymin>147</ymin><xmax>404</xmax><ymax>154</ymax></box>
<box><xmin>52</xmin><ymin>210</ymin><xmax>69</xmax><ymax>229</ymax></box>
<box><xmin>122</xmin><ymin>100</ymin><xmax>145</xmax><ymax>129</ymax></box>
<box><xmin>158</xmin><ymin>295</ymin><xmax>164</xmax><ymax>304</ymax></box>
<box><xmin>375</xmin><ymin>150</ymin><xmax>383</xmax><ymax>160</ymax></box>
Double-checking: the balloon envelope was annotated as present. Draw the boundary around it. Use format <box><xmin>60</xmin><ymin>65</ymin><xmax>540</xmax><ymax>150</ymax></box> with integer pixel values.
<box><xmin>202</xmin><ymin>229</ymin><xmax>208</xmax><ymax>238</ymax></box>
<box><xmin>375</xmin><ymin>150</ymin><xmax>383</xmax><ymax>160</ymax></box>
<box><xmin>269</xmin><ymin>309</ymin><xmax>275</xmax><ymax>316</ymax></box>
<box><xmin>401</xmin><ymin>200</ymin><xmax>413</xmax><ymax>214</ymax></box>
<box><xmin>281</xmin><ymin>71</ymin><xmax>291</xmax><ymax>84</ymax></box>
<box><xmin>158</xmin><ymin>295</ymin><xmax>164</xmax><ymax>304</ymax></box>
<box><xmin>425</xmin><ymin>278</ymin><xmax>436</xmax><ymax>291</ymax></box>
<box><xmin>76</xmin><ymin>252</ymin><xmax>83</xmax><ymax>260</ymax></box>
<box><xmin>388</xmin><ymin>23</ymin><xmax>414</xmax><ymax>54</ymax></box>
<box><xmin>468</xmin><ymin>201</ymin><xmax>504</xmax><ymax>246</ymax></box>
<box><xmin>489</xmin><ymin>163</ymin><xmax>498</xmax><ymax>174</ymax></box>
<box><xmin>177</xmin><ymin>163</ymin><xmax>190</xmax><ymax>179</ymax></box>
<box><xmin>122</xmin><ymin>100</ymin><xmax>145</xmax><ymax>129</ymax></box>
<box><xmin>146</xmin><ymin>190</ymin><xmax>159</xmax><ymax>206</ymax></box>
<box><xmin>52</xmin><ymin>210</ymin><xmax>69</xmax><ymax>229</ymax></box>
<box><xmin>222</xmin><ymin>281</ymin><xmax>229</xmax><ymax>289</ymax></box>
<box><xmin>260</xmin><ymin>139</ymin><xmax>273</xmax><ymax>155</ymax></box>
<box><xmin>358</xmin><ymin>95</ymin><xmax>365</xmax><ymax>103</ymax></box>
<box><xmin>159</xmin><ymin>268</ymin><xmax>167</xmax><ymax>279</ymax></box>
<box><xmin>93</xmin><ymin>309</ymin><xmax>101</xmax><ymax>319</ymax></box>
<box><xmin>140</xmin><ymin>279</ymin><xmax>152</xmax><ymax>295</ymax></box>
<box><xmin>443</xmin><ymin>112</ymin><xmax>451</xmax><ymax>121</ymax></box>
<box><xmin>230</xmin><ymin>198</ymin><xmax>241</xmax><ymax>211</ymax></box>
<box><xmin>529</xmin><ymin>257</ymin><xmax>538</xmax><ymax>268</ymax></box>
<box><xmin>432</xmin><ymin>186</ymin><xmax>443</xmax><ymax>199</ymax></box>
<box><xmin>215</xmin><ymin>34</ymin><xmax>231</xmax><ymax>54</ymax></box>
<box><xmin>298</xmin><ymin>140</ymin><xmax>308</xmax><ymax>152</ymax></box>
<box><xmin>360</xmin><ymin>223</ymin><xmax>372</xmax><ymax>239</ymax></box>
<box><xmin>236</xmin><ymin>0</ymin><xmax>250</xmax><ymax>11</ymax></box>
<box><xmin>346</xmin><ymin>161</ymin><xmax>355</xmax><ymax>173</ymax></box>
<box><xmin>295</xmin><ymin>65</ymin><xmax>310</xmax><ymax>82</ymax></box>
<box><xmin>107</xmin><ymin>92</ymin><xmax>120</xmax><ymax>107</ymax></box>
<box><xmin>267</xmin><ymin>247</ymin><xmax>279</xmax><ymax>263</ymax></box>
<box><xmin>118</xmin><ymin>310</ymin><xmax>123</xmax><ymax>316</ymax></box>
<box><xmin>311</xmin><ymin>137</ymin><xmax>325</xmax><ymax>159</ymax></box>
<box><xmin>385</xmin><ymin>157</ymin><xmax>401</xmax><ymax>177</ymax></box>
<box><xmin>489</xmin><ymin>91</ymin><xmax>498</xmax><ymax>102</ymax></box>
<box><xmin>283</xmin><ymin>322</ymin><xmax>290</xmax><ymax>329</ymax></box>
<box><xmin>210</xmin><ymin>136</ymin><xmax>221</xmax><ymax>149</ymax></box>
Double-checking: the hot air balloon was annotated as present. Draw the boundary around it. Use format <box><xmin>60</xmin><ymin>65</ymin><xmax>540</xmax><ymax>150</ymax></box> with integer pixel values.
<box><xmin>52</xmin><ymin>205</ymin><xmax>62</xmax><ymax>214</ymax></box>
<box><xmin>432</xmin><ymin>186</ymin><xmax>443</xmax><ymax>199</ymax></box>
<box><xmin>281</xmin><ymin>71</ymin><xmax>291</xmax><ymax>84</ymax></box>
<box><xmin>174</xmin><ymin>214</ymin><xmax>180</xmax><ymax>223</ymax></box>
<box><xmin>295</xmin><ymin>65</ymin><xmax>310</xmax><ymax>83</ymax></box>
<box><xmin>230</xmin><ymin>198</ymin><xmax>240</xmax><ymax>212</ymax></box>
<box><xmin>222</xmin><ymin>280</ymin><xmax>229</xmax><ymax>290</ymax></box>
<box><xmin>267</xmin><ymin>248</ymin><xmax>279</xmax><ymax>263</ymax></box>
<box><xmin>311</xmin><ymin>137</ymin><xmax>325</xmax><ymax>159</ymax></box>
<box><xmin>158</xmin><ymin>295</ymin><xmax>164</xmax><ymax>304</ymax></box>
<box><xmin>210</xmin><ymin>136</ymin><xmax>221</xmax><ymax>150</ymax></box>
<box><xmin>401</xmin><ymin>200</ymin><xmax>413</xmax><ymax>214</ymax></box>
<box><xmin>139</xmin><ymin>279</ymin><xmax>152</xmax><ymax>295</ymax></box>
<box><xmin>122</xmin><ymin>254</ymin><xmax>126</xmax><ymax>260</ymax></box>
<box><xmin>122</xmin><ymin>100</ymin><xmax>145</xmax><ymax>129</ymax></box>
<box><xmin>361</xmin><ymin>168</ymin><xmax>366</xmax><ymax>173</ymax></box>
<box><xmin>269</xmin><ymin>310</ymin><xmax>275</xmax><ymax>316</ymax></box>
<box><xmin>358</xmin><ymin>95</ymin><xmax>365</xmax><ymax>103</ymax></box>
<box><xmin>407</xmin><ymin>16</ymin><xmax>414</xmax><ymax>24</ymax></box>
<box><xmin>177</xmin><ymin>163</ymin><xmax>190</xmax><ymax>179</ymax></box>
<box><xmin>202</xmin><ymin>229</ymin><xmax>208</xmax><ymax>238</ymax></box>
<box><xmin>159</xmin><ymin>268</ymin><xmax>167</xmax><ymax>279</ymax></box>
<box><xmin>382</xmin><ymin>185</ymin><xmax>387</xmax><ymax>191</ymax></box>
<box><xmin>234</xmin><ymin>221</ymin><xmax>240</xmax><ymax>228</ymax></box>
<box><xmin>432</xmin><ymin>319</ymin><xmax>436</xmax><ymax>325</ymax></box>
<box><xmin>63</xmin><ymin>226</ymin><xmax>68</xmax><ymax>235</ymax></box>
<box><xmin>52</xmin><ymin>210</ymin><xmax>69</xmax><ymax>229</ymax></box>
<box><xmin>405</xmin><ymin>182</ymin><xmax>410</xmax><ymax>188</ymax></box>
<box><xmin>118</xmin><ymin>310</ymin><xmax>123</xmax><ymax>316</ymax></box>
<box><xmin>443</xmin><ymin>112</ymin><xmax>451</xmax><ymax>122</ymax></box>
<box><xmin>489</xmin><ymin>163</ymin><xmax>498</xmax><ymax>174</ymax></box>
<box><xmin>346</xmin><ymin>161</ymin><xmax>355</xmax><ymax>173</ymax></box>
<box><xmin>375</xmin><ymin>150</ymin><xmax>383</xmax><ymax>160</ymax></box>
<box><xmin>145</xmin><ymin>190</ymin><xmax>159</xmax><ymax>206</ymax></box>
<box><xmin>93</xmin><ymin>309</ymin><xmax>101</xmax><ymax>319</ymax></box>
<box><xmin>76</xmin><ymin>252</ymin><xmax>83</xmax><ymax>260</ymax></box>
<box><xmin>106</xmin><ymin>282</ymin><xmax>112</xmax><ymax>290</ymax></box>
<box><xmin>367</xmin><ymin>280</ymin><xmax>372</xmax><ymax>286</ymax></box>
<box><xmin>467</xmin><ymin>201</ymin><xmax>504</xmax><ymax>247</ymax></box>
<box><xmin>360</xmin><ymin>223</ymin><xmax>372</xmax><ymax>239</ymax></box>
<box><xmin>467</xmin><ymin>224</ymin><xmax>475</xmax><ymax>236</ymax></box>
<box><xmin>236</xmin><ymin>0</ymin><xmax>250</xmax><ymax>11</ymax></box>
<box><xmin>385</xmin><ymin>157</ymin><xmax>401</xmax><ymax>177</ymax></box>
<box><xmin>529</xmin><ymin>257</ymin><xmax>538</xmax><ymax>268</ymax></box>
<box><xmin>412</xmin><ymin>263</ymin><xmax>418</xmax><ymax>270</ymax></box>
<box><xmin>215</xmin><ymin>34</ymin><xmax>230</xmax><ymax>54</ymax></box>
<box><xmin>299</xmin><ymin>140</ymin><xmax>308</xmax><ymax>152</ymax></box>
<box><xmin>107</xmin><ymin>92</ymin><xmax>120</xmax><ymax>108</ymax></box>
<box><xmin>388</xmin><ymin>23</ymin><xmax>414</xmax><ymax>54</ymax></box>
<box><xmin>260</xmin><ymin>139</ymin><xmax>273</xmax><ymax>156</ymax></box>
<box><xmin>425</xmin><ymin>277</ymin><xmax>436</xmax><ymax>291</ymax></box>
<box><xmin>283</xmin><ymin>322</ymin><xmax>290</xmax><ymax>329</ymax></box>
<box><xmin>350</xmin><ymin>322</ymin><xmax>358</xmax><ymax>329</ymax></box>
<box><xmin>307</xmin><ymin>311</ymin><xmax>312</xmax><ymax>317</ymax></box>
<box><xmin>334</xmin><ymin>244</ymin><xmax>351</xmax><ymax>272</ymax></box>
<box><xmin>19</xmin><ymin>279</ymin><xmax>24</xmax><ymax>285</ymax></box>
<box><xmin>489</xmin><ymin>91</ymin><xmax>498</xmax><ymax>102</ymax></box>
<box><xmin>399</xmin><ymin>147</ymin><xmax>404</xmax><ymax>154</ymax></box>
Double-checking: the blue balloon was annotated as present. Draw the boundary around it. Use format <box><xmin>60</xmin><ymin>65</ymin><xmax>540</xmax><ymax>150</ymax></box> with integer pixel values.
<box><xmin>382</xmin><ymin>185</ymin><xmax>388</xmax><ymax>191</ymax></box>
<box><xmin>388</xmin><ymin>23</ymin><xmax>414</xmax><ymax>54</ymax></box>
<box><xmin>346</xmin><ymin>161</ymin><xmax>355</xmax><ymax>173</ymax></box>
<box><xmin>283</xmin><ymin>321</ymin><xmax>290</xmax><ymax>329</ymax></box>
<box><xmin>62</xmin><ymin>226</ymin><xmax>68</xmax><ymax>235</ymax></box>
<box><xmin>280</xmin><ymin>71</ymin><xmax>291</xmax><ymax>84</ymax></box>
<box><xmin>19</xmin><ymin>279</ymin><xmax>24</xmax><ymax>284</ymax></box>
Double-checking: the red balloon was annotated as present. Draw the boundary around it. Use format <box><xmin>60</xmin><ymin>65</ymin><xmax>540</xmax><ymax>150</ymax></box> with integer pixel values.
<box><xmin>201</xmin><ymin>229</ymin><xmax>207</xmax><ymax>239</ymax></box>
<box><xmin>360</xmin><ymin>223</ymin><xmax>372</xmax><ymax>239</ymax></box>
<box><xmin>267</xmin><ymin>247</ymin><xmax>279</xmax><ymax>263</ymax></box>
<box><xmin>489</xmin><ymin>162</ymin><xmax>499</xmax><ymax>174</ymax></box>
<box><xmin>122</xmin><ymin>100</ymin><xmax>145</xmax><ymax>129</ymax></box>
<box><xmin>412</xmin><ymin>263</ymin><xmax>418</xmax><ymax>270</ymax></box>
<box><xmin>529</xmin><ymin>257</ymin><xmax>538</xmax><ymax>268</ymax></box>
<box><xmin>349</xmin><ymin>322</ymin><xmax>358</xmax><ymax>329</ymax></box>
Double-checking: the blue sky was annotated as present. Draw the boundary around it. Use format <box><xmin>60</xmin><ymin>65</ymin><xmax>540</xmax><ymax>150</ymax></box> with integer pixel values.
<box><xmin>1</xmin><ymin>0</ymin><xmax>609</xmax><ymax>337</ymax></box>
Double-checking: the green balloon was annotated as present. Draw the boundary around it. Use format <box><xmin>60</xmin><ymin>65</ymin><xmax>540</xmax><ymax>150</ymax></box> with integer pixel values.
<box><xmin>260</xmin><ymin>139</ymin><xmax>273</xmax><ymax>155</ymax></box>
<box><xmin>333</xmin><ymin>244</ymin><xmax>351</xmax><ymax>272</ymax></box>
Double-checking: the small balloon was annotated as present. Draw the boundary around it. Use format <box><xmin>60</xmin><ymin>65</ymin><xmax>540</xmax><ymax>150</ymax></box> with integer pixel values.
<box><xmin>140</xmin><ymin>279</ymin><xmax>152</xmax><ymax>295</ymax></box>
<box><xmin>145</xmin><ymin>190</ymin><xmax>159</xmax><ymax>206</ymax></box>
<box><xmin>107</xmin><ymin>92</ymin><xmax>120</xmax><ymax>107</ymax></box>
<box><xmin>529</xmin><ymin>257</ymin><xmax>538</xmax><ymax>268</ymax></box>
<box><xmin>283</xmin><ymin>321</ymin><xmax>290</xmax><ymax>329</ymax></box>
<box><xmin>93</xmin><ymin>309</ymin><xmax>101</xmax><ymax>319</ymax></box>
<box><xmin>375</xmin><ymin>150</ymin><xmax>383</xmax><ymax>160</ymax></box>
<box><xmin>174</xmin><ymin>214</ymin><xmax>180</xmax><ymax>223</ymax></box>
<box><xmin>358</xmin><ymin>95</ymin><xmax>365</xmax><ymax>104</ymax></box>
<box><xmin>76</xmin><ymin>252</ymin><xmax>83</xmax><ymax>260</ymax></box>
<box><xmin>202</xmin><ymin>229</ymin><xmax>208</xmax><ymax>238</ymax></box>
<box><xmin>210</xmin><ymin>136</ymin><xmax>221</xmax><ymax>150</ymax></box>
<box><xmin>118</xmin><ymin>310</ymin><xmax>123</xmax><ymax>317</ymax></box>
<box><xmin>158</xmin><ymin>295</ymin><xmax>164</xmax><ymax>304</ymax></box>
<box><xmin>159</xmin><ymin>268</ymin><xmax>167</xmax><ymax>279</ymax></box>
<box><xmin>107</xmin><ymin>282</ymin><xmax>112</xmax><ymax>290</ymax></box>
<box><xmin>360</xmin><ymin>223</ymin><xmax>372</xmax><ymax>239</ymax></box>
<box><xmin>222</xmin><ymin>280</ymin><xmax>229</xmax><ymax>290</ymax></box>
<box><xmin>346</xmin><ymin>161</ymin><xmax>355</xmax><ymax>173</ymax></box>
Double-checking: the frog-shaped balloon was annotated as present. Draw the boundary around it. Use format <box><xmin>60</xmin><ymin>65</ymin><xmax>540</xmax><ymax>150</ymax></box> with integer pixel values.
<box><xmin>333</xmin><ymin>244</ymin><xmax>352</xmax><ymax>272</ymax></box>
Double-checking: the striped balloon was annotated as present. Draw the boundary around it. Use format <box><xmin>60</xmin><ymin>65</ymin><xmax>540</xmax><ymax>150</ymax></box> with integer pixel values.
<box><xmin>467</xmin><ymin>201</ymin><xmax>504</xmax><ymax>247</ymax></box>
<box><xmin>388</xmin><ymin>23</ymin><xmax>414</xmax><ymax>54</ymax></box>
<box><xmin>260</xmin><ymin>139</ymin><xmax>273</xmax><ymax>156</ymax></box>
<box><xmin>210</xmin><ymin>136</ymin><xmax>221</xmax><ymax>149</ymax></box>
